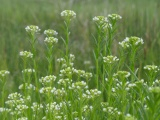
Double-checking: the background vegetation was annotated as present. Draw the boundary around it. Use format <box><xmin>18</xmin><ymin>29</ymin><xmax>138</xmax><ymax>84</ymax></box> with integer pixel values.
<box><xmin>0</xmin><ymin>0</ymin><xmax>160</xmax><ymax>91</ymax></box>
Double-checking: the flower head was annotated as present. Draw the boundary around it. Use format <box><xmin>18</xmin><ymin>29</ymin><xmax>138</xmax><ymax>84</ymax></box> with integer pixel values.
<box><xmin>108</xmin><ymin>14</ymin><xmax>122</xmax><ymax>21</ymax></box>
<box><xmin>114</xmin><ymin>71</ymin><xmax>131</xmax><ymax>78</ymax></box>
<box><xmin>44</xmin><ymin>37</ymin><xmax>58</xmax><ymax>45</ymax></box>
<box><xmin>103</xmin><ymin>55</ymin><xmax>119</xmax><ymax>64</ymax></box>
<box><xmin>19</xmin><ymin>51</ymin><xmax>33</xmax><ymax>58</ymax></box>
<box><xmin>0</xmin><ymin>70</ymin><xmax>10</xmax><ymax>77</ymax></box>
<box><xmin>44</xmin><ymin>29</ymin><xmax>58</xmax><ymax>37</ymax></box>
<box><xmin>22</xmin><ymin>69</ymin><xmax>35</xmax><ymax>74</ymax></box>
<box><xmin>144</xmin><ymin>65</ymin><xmax>159</xmax><ymax>73</ymax></box>
<box><xmin>39</xmin><ymin>75</ymin><xmax>56</xmax><ymax>85</ymax></box>
<box><xmin>93</xmin><ymin>16</ymin><xmax>112</xmax><ymax>30</ymax></box>
<box><xmin>119</xmin><ymin>37</ymin><xmax>144</xmax><ymax>49</ymax></box>
<box><xmin>61</xmin><ymin>10</ymin><xmax>76</xmax><ymax>20</ymax></box>
<box><xmin>25</xmin><ymin>25</ymin><xmax>40</xmax><ymax>34</ymax></box>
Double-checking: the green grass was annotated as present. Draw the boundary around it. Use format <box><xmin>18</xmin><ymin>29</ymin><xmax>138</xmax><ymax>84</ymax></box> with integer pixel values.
<box><xmin>0</xmin><ymin>0</ymin><xmax>160</xmax><ymax>120</ymax></box>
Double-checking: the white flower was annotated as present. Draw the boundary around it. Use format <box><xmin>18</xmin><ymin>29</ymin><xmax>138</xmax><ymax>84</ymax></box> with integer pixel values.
<box><xmin>108</xmin><ymin>14</ymin><xmax>122</xmax><ymax>20</ymax></box>
<box><xmin>103</xmin><ymin>55</ymin><xmax>119</xmax><ymax>64</ymax></box>
<box><xmin>25</xmin><ymin>25</ymin><xmax>40</xmax><ymax>34</ymax></box>
<box><xmin>0</xmin><ymin>70</ymin><xmax>10</xmax><ymax>77</ymax></box>
<box><xmin>114</xmin><ymin>71</ymin><xmax>131</xmax><ymax>78</ymax></box>
<box><xmin>15</xmin><ymin>105</ymin><xmax>28</xmax><ymax>111</ymax></box>
<box><xmin>39</xmin><ymin>87</ymin><xmax>52</xmax><ymax>94</ymax></box>
<box><xmin>31</xmin><ymin>102</ymin><xmax>43</xmax><ymax>112</ymax></box>
<box><xmin>17</xmin><ymin>117</ymin><xmax>28</xmax><ymax>120</ymax></box>
<box><xmin>144</xmin><ymin>65</ymin><xmax>159</xmax><ymax>72</ymax></box>
<box><xmin>19</xmin><ymin>83</ymin><xmax>36</xmax><ymax>90</ymax></box>
<box><xmin>44</xmin><ymin>29</ymin><xmax>58</xmax><ymax>37</ymax></box>
<box><xmin>61</xmin><ymin>10</ymin><xmax>76</xmax><ymax>19</ymax></box>
<box><xmin>39</xmin><ymin>75</ymin><xmax>56</xmax><ymax>85</ymax></box>
<box><xmin>22</xmin><ymin>69</ymin><xmax>35</xmax><ymax>73</ymax></box>
<box><xmin>19</xmin><ymin>51</ymin><xmax>33</xmax><ymax>58</ymax></box>
<box><xmin>0</xmin><ymin>108</ymin><xmax>11</xmax><ymax>113</ymax></box>
<box><xmin>44</xmin><ymin>37</ymin><xmax>58</xmax><ymax>44</ymax></box>
<box><xmin>119</xmin><ymin>37</ymin><xmax>144</xmax><ymax>48</ymax></box>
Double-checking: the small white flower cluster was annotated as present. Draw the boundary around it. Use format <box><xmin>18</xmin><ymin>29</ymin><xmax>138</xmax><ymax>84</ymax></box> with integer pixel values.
<box><xmin>135</xmin><ymin>79</ymin><xmax>146</xmax><ymax>85</ymax></box>
<box><xmin>0</xmin><ymin>70</ymin><xmax>10</xmax><ymax>77</ymax></box>
<box><xmin>15</xmin><ymin>104</ymin><xmax>28</xmax><ymax>112</ymax></box>
<box><xmin>25</xmin><ymin>25</ymin><xmax>40</xmax><ymax>34</ymax></box>
<box><xmin>70</xmin><ymin>81</ymin><xmax>88</xmax><ymax>90</ymax></box>
<box><xmin>70</xmin><ymin>54</ymin><xmax>75</xmax><ymax>62</ymax></box>
<box><xmin>44</xmin><ymin>37</ymin><xmax>58</xmax><ymax>45</ymax></box>
<box><xmin>119</xmin><ymin>37</ymin><xmax>144</xmax><ymax>49</ymax></box>
<box><xmin>108</xmin><ymin>14</ymin><xmax>122</xmax><ymax>21</ymax></box>
<box><xmin>73</xmin><ymin>117</ymin><xmax>86</xmax><ymax>120</ymax></box>
<box><xmin>149</xmin><ymin>87</ymin><xmax>160</xmax><ymax>94</ymax></box>
<box><xmin>39</xmin><ymin>87</ymin><xmax>52</xmax><ymax>94</ymax></box>
<box><xmin>19</xmin><ymin>83</ymin><xmax>36</xmax><ymax>90</ymax></box>
<box><xmin>102</xmin><ymin>106</ymin><xmax>121</xmax><ymax>115</ymax></box>
<box><xmin>22</xmin><ymin>69</ymin><xmax>35</xmax><ymax>73</ymax></box>
<box><xmin>144</xmin><ymin>65</ymin><xmax>159</xmax><ymax>73</ymax></box>
<box><xmin>44</xmin><ymin>29</ymin><xmax>58</xmax><ymax>37</ymax></box>
<box><xmin>114</xmin><ymin>71</ymin><xmax>131</xmax><ymax>78</ymax></box>
<box><xmin>93</xmin><ymin>16</ymin><xmax>107</xmax><ymax>23</ymax></box>
<box><xmin>93</xmin><ymin>16</ymin><xmax>112</xmax><ymax>30</ymax></box>
<box><xmin>83</xmin><ymin>89</ymin><xmax>101</xmax><ymax>99</ymax></box>
<box><xmin>57</xmin><ymin>78</ymin><xmax>71</xmax><ymax>86</ymax></box>
<box><xmin>52</xmin><ymin>88</ymin><xmax>66</xmax><ymax>97</ymax></box>
<box><xmin>5</xmin><ymin>93</ymin><xmax>31</xmax><ymax>116</ymax></box>
<box><xmin>45</xmin><ymin>102</ymin><xmax>66</xmax><ymax>113</ymax></box>
<box><xmin>72</xmin><ymin>69</ymin><xmax>92</xmax><ymax>79</ymax></box>
<box><xmin>103</xmin><ymin>55</ymin><xmax>119</xmax><ymax>64</ymax></box>
<box><xmin>83</xmin><ymin>105</ymin><xmax>93</xmax><ymax>112</ymax></box>
<box><xmin>39</xmin><ymin>75</ymin><xmax>56</xmax><ymax>85</ymax></box>
<box><xmin>8</xmin><ymin>92</ymin><xmax>22</xmax><ymax>100</ymax></box>
<box><xmin>57</xmin><ymin>54</ymin><xmax>75</xmax><ymax>69</ymax></box>
<box><xmin>6</xmin><ymin>94</ymin><xmax>31</xmax><ymax>107</ymax></box>
<box><xmin>60</xmin><ymin>67</ymin><xmax>72</xmax><ymax>77</ymax></box>
<box><xmin>61</xmin><ymin>10</ymin><xmax>76</xmax><ymax>20</ymax></box>
<box><xmin>125</xmin><ymin>114</ymin><xmax>137</xmax><ymax>120</ymax></box>
<box><xmin>0</xmin><ymin>107</ymin><xmax>11</xmax><ymax>113</ymax></box>
<box><xmin>17</xmin><ymin>117</ymin><xmax>28</xmax><ymax>120</ymax></box>
<box><xmin>116</xmin><ymin>81</ymin><xmax>136</xmax><ymax>91</ymax></box>
<box><xmin>19</xmin><ymin>51</ymin><xmax>33</xmax><ymax>58</ymax></box>
<box><xmin>57</xmin><ymin>58</ymin><xmax>66</xmax><ymax>63</ymax></box>
<box><xmin>152</xmin><ymin>79</ymin><xmax>160</xmax><ymax>86</ymax></box>
<box><xmin>31</xmin><ymin>102</ymin><xmax>43</xmax><ymax>112</ymax></box>
<box><xmin>55</xmin><ymin>115</ymin><xmax>63</xmax><ymax>120</ymax></box>
<box><xmin>25</xmin><ymin>25</ymin><xmax>41</xmax><ymax>34</ymax></box>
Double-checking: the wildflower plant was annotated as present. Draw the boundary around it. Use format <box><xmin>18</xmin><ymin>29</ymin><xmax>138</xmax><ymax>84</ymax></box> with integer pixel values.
<box><xmin>1</xmin><ymin>10</ymin><xmax>160</xmax><ymax>120</ymax></box>
<box><xmin>119</xmin><ymin>36</ymin><xmax>144</xmax><ymax>77</ymax></box>
<box><xmin>0</xmin><ymin>70</ymin><xmax>10</xmax><ymax>108</ymax></box>
<box><xmin>44</xmin><ymin>31</ymin><xmax>58</xmax><ymax>74</ymax></box>
<box><xmin>144</xmin><ymin>65</ymin><xmax>159</xmax><ymax>86</ymax></box>
<box><xmin>61</xmin><ymin>10</ymin><xmax>76</xmax><ymax>63</ymax></box>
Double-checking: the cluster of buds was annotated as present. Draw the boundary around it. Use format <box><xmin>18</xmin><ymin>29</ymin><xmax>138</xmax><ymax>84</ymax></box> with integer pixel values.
<box><xmin>119</xmin><ymin>37</ymin><xmax>144</xmax><ymax>49</ymax></box>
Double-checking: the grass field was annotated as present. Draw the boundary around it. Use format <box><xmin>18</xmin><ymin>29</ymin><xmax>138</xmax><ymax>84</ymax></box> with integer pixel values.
<box><xmin>0</xmin><ymin>0</ymin><xmax>160</xmax><ymax>119</ymax></box>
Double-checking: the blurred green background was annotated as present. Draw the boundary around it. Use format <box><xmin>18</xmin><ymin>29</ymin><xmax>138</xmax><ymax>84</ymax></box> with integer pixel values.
<box><xmin>0</xmin><ymin>0</ymin><xmax>160</xmax><ymax>89</ymax></box>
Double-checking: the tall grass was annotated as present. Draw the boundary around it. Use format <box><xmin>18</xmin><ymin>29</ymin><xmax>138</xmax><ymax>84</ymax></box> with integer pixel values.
<box><xmin>0</xmin><ymin>8</ymin><xmax>160</xmax><ymax>119</ymax></box>
<box><xmin>0</xmin><ymin>0</ymin><xmax>160</xmax><ymax>116</ymax></box>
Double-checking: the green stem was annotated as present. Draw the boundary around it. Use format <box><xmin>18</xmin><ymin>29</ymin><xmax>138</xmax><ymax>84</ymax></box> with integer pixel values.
<box><xmin>107</xmin><ymin>65</ymin><xmax>112</xmax><ymax>104</ymax></box>
<box><xmin>1</xmin><ymin>79</ymin><xmax>5</xmax><ymax>107</ymax></box>
<box><xmin>95</xmin><ymin>28</ymin><xmax>101</xmax><ymax>89</ymax></box>
<box><xmin>48</xmin><ymin>44</ymin><xmax>53</xmax><ymax>75</ymax></box>
<box><xmin>79</xmin><ymin>90</ymin><xmax>83</xmax><ymax>120</ymax></box>
<box><xmin>64</xmin><ymin>20</ymin><xmax>70</xmax><ymax>64</ymax></box>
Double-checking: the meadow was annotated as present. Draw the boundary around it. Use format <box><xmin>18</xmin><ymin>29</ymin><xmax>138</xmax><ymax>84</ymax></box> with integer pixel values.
<box><xmin>0</xmin><ymin>0</ymin><xmax>160</xmax><ymax>119</ymax></box>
